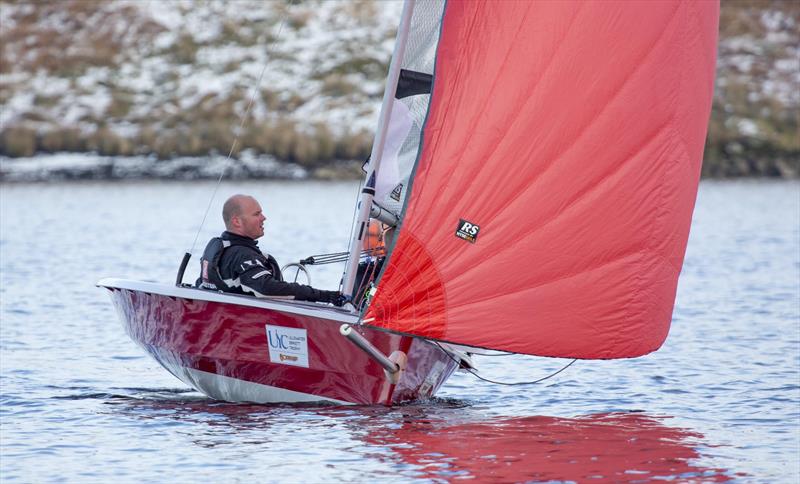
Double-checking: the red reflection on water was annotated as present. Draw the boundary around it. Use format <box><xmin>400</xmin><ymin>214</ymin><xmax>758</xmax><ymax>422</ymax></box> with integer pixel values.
<box><xmin>365</xmin><ymin>412</ymin><xmax>733</xmax><ymax>483</ymax></box>
<box><xmin>110</xmin><ymin>396</ymin><xmax>740</xmax><ymax>482</ymax></box>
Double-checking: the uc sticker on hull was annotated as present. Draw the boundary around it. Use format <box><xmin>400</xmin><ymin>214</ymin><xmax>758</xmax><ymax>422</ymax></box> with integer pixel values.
<box><xmin>265</xmin><ymin>325</ymin><xmax>309</xmax><ymax>368</ymax></box>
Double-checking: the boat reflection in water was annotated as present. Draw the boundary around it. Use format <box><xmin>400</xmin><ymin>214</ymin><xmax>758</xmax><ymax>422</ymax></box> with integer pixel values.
<box><xmin>360</xmin><ymin>409</ymin><xmax>737</xmax><ymax>483</ymax></box>
<box><xmin>109</xmin><ymin>396</ymin><xmax>736</xmax><ymax>482</ymax></box>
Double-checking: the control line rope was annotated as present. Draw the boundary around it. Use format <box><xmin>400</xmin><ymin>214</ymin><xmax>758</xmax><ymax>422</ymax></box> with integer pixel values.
<box><xmin>435</xmin><ymin>342</ymin><xmax>578</xmax><ymax>386</ymax></box>
<box><xmin>300</xmin><ymin>248</ymin><xmax>385</xmax><ymax>265</ymax></box>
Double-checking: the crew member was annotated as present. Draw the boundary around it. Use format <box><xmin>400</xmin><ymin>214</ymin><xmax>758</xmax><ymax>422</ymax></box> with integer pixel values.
<box><xmin>197</xmin><ymin>194</ymin><xmax>345</xmax><ymax>305</ymax></box>
<box><xmin>364</xmin><ymin>219</ymin><xmax>386</xmax><ymax>256</ymax></box>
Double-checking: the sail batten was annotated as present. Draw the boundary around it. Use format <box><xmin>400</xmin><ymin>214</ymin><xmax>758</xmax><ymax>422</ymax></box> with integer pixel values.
<box><xmin>367</xmin><ymin>0</ymin><xmax>719</xmax><ymax>359</ymax></box>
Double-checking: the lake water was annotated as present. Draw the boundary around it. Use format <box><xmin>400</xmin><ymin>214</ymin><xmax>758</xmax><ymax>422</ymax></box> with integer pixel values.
<box><xmin>1</xmin><ymin>179</ymin><xmax>798</xmax><ymax>483</ymax></box>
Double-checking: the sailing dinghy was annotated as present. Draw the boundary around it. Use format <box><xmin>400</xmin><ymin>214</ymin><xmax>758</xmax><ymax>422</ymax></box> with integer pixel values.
<box><xmin>100</xmin><ymin>0</ymin><xmax>719</xmax><ymax>405</ymax></box>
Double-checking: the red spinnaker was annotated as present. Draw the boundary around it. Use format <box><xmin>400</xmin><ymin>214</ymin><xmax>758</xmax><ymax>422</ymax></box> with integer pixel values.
<box><xmin>366</xmin><ymin>0</ymin><xmax>719</xmax><ymax>358</ymax></box>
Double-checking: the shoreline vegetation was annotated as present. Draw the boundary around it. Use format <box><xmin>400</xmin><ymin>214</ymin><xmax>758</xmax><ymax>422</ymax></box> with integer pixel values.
<box><xmin>1</xmin><ymin>0</ymin><xmax>797</xmax><ymax>181</ymax></box>
<box><xmin>0</xmin><ymin>152</ymin><xmax>362</xmax><ymax>182</ymax></box>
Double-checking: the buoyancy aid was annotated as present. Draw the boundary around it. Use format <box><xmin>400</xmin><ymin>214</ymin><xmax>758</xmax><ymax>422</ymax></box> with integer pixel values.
<box><xmin>197</xmin><ymin>235</ymin><xmax>281</xmax><ymax>294</ymax></box>
<box><xmin>198</xmin><ymin>237</ymin><xmax>233</xmax><ymax>292</ymax></box>
<box><xmin>195</xmin><ymin>232</ymin><xmax>342</xmax><ymax>303</ymax></box>
<box><xmin>364</xmin><ymin>220</ymin><xmax>386</xmax><ymax>256</ymax></box>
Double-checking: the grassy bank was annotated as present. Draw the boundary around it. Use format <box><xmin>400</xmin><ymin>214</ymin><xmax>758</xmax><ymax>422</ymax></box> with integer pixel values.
<box><xmin>1</xmin><ymin>0</ymin><xmax>797</xmax><ymax>177</ymax></box>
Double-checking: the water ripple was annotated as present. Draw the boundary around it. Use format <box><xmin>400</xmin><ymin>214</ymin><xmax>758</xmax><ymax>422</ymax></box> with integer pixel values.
<box><xmin>0</xmin><ymin>180</ymin><xmax>798</xmax><ymax>482</ymax></box>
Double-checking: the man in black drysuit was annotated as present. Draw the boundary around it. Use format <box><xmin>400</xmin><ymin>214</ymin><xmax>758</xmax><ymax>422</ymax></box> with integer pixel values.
<box><xmin>196</xmin><ymin>194</ymin><xmax>345</xmax><ymax>306</ymax></box>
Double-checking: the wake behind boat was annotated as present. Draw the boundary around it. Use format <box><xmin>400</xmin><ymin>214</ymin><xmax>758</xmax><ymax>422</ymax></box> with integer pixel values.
<box><xmin>100</xmin><ymin>0</ymin><xmax>719</xmax><ymax>405</ymax></box>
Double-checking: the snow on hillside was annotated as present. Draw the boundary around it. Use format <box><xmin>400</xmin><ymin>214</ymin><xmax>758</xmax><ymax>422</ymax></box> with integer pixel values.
<box><xmin>0</xmin><ymin>0</ymin><xmax>797</xmax><ymax>179</ymax></box>
<box><xmin>1</xmin><ymin>0</ymin><xmax>403</xmax><ymax>164</ymax></box>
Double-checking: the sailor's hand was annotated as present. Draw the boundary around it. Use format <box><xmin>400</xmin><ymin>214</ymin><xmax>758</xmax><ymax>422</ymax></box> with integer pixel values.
<box><xmin>330</xmin><ymin>293</ymin><xmax>349</xmax><ymax>307</ymax></box>
<box><xmin>318</xmin><ymin>290</ymin><xmax>347</xmax><ymax>307</ymax></box>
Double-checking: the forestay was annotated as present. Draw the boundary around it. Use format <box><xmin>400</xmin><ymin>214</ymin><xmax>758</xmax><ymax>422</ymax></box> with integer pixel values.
<box><xmin>365</xmin><ymin>0</ymin><xmax>719</xmax><ymax>359</ymax></box>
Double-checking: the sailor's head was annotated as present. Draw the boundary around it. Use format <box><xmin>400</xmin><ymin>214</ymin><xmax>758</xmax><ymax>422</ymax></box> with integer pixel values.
<box><xmin>223</xmin><ymin>194</ymin><xmax>266</xmax><ymax>239</ymax></box>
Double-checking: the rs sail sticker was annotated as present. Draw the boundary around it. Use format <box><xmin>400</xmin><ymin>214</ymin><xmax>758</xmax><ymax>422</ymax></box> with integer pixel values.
<box><xmin>455</xmin><ymin>219</ymin><xmax>480</xmax><ymax>243</ymax></box>
<box><xmin>265</xmin><ymin>325</ymin><xmax>309</xmax><ymax>367</ymax></box>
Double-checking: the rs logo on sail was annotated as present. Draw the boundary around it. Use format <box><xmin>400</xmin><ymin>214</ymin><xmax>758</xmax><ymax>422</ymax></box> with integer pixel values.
<box><xmin>455</xmin><ymin>218</ymin><xmax>480</xmax><ymax>243</ymax></box>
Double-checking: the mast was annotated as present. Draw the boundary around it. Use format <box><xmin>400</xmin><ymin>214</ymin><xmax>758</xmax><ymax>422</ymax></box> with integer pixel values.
<box><xmin>341</xmin><ymin>0</ymin><xmax>416</xmax><ymax>300</ymax></box>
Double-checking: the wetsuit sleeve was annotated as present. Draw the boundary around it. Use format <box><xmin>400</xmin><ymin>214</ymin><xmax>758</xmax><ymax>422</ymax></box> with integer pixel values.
<box><xmin>228</xmin><ymin>249</ymin><xmax>336</xmax><ymax>301</ymax></box>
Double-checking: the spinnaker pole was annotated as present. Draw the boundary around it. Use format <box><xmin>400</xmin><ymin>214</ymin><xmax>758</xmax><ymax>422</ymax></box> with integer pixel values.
<box><xmin>341</xmin><ymin>0</ymin><xmax>416</xmax><ymax>301</ymax></box>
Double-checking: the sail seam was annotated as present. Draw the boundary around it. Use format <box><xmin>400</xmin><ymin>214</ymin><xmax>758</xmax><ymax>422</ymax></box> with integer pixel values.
<box><xmin>450</xmin><ymin>248</ymin><xmax>648</xmax><ymax>311</ymax></box>
<box><xmin>445</xmin><ymin>120</ymin><xmax>672</xmax><ymax>291</ymax></box>
<box><xmin>623</xmin><ymin>3</ymin><xmax>694</xmax><ymax>355</ymax></box>
<box><xmin>474</xmin><ymin>1</ymin><xmax>682</xmax><ymax>237</ymax></box>
<box><xmin>442</xmin><ymin>1</ymin><xmax>584</xmax><ymax>205</ymax></box>
<box><xmin>441</xmin><ymin>3</ymin><xmax>683</xmax><ymax>292</ymax></box>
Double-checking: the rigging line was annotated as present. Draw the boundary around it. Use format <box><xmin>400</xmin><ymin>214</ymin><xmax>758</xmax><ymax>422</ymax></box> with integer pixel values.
<box><xmin>355</xmin><ymin>224</ymin><xmax>376</xmax><ymax>292</ymax></box>
<box><xmin>354</xmin><ymin>245</ymin><xmax>380</xmax><ymax>301</ymax></box>
<box><xmin>434</xmin><ymin>342</ymin><xmax>577</xmax><ymax>386</ymax></box>
<box><xmin>188</xmin><ymin>0</ymin><xmax>298</xmax><ymax>255</ymax></box>
<box><xmin>301</xmin><ymin>248</ymin><xmax>384</xmax><ymax>265</ymax></box>
<box><xmin>464</xmin><ymin>351</ymin><xmax>517</xmax><ymax>357</ymax></box>
<box><xmin>307</xmin><ymin>250</ymin><xmax>350</xmax><ymax>258</ymax></box>
<box><xmin>342</xmin><ymin>174</ymin><xmax>366</xmax><ymax>290</ymax></box>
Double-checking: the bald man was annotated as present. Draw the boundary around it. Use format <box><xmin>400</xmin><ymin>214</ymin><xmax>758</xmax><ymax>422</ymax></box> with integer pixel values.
<box><xmin>196</xmin><ymin>194</ymin><xmax>345</xmax><ymax>305</ymax></box>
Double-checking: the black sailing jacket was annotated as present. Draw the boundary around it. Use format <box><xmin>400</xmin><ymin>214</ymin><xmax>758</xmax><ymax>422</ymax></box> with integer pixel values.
<box><xmin>196</xmin><ymin>231</ymin><xmax>337</xmax><ymax>303</ymax></box>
